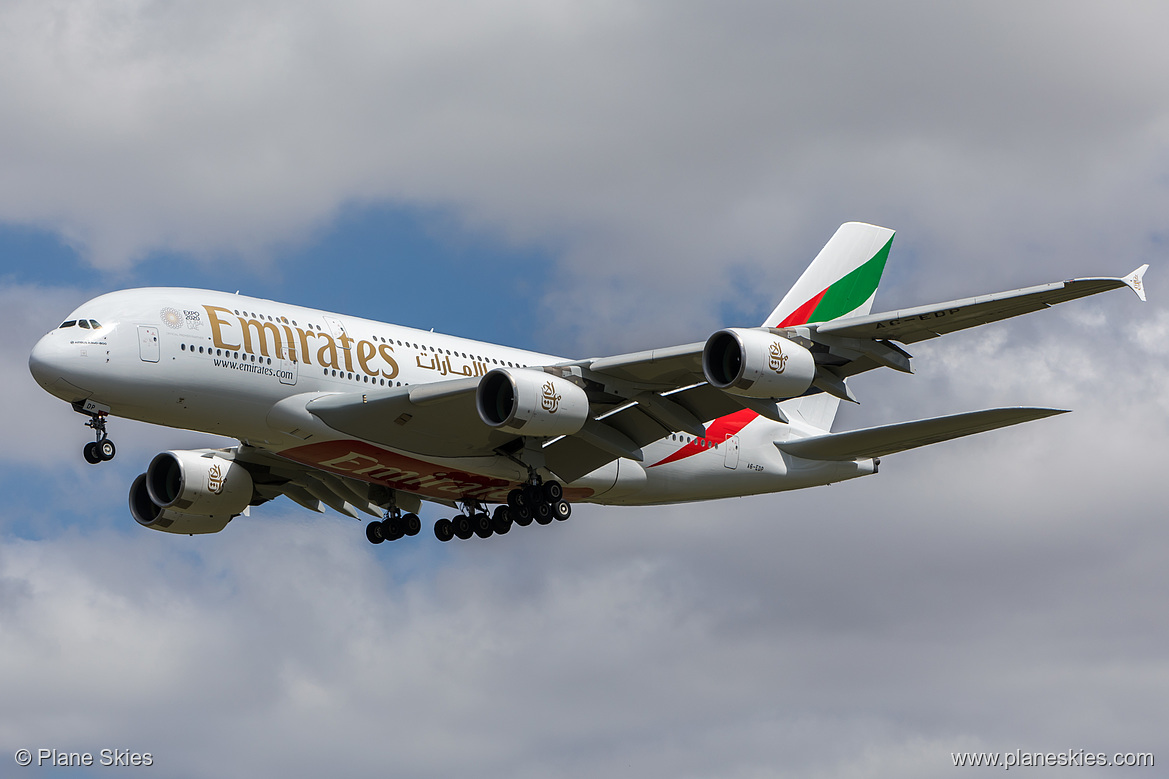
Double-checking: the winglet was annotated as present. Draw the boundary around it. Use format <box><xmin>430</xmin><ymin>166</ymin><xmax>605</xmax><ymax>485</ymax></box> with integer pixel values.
<box><xmin>1123</xmin><ymin>264</ymin><xmax>1148</xmax><ymax>302</ymax></box>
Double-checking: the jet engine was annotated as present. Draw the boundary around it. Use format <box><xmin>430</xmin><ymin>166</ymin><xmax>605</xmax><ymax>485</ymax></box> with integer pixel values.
<box><xmin>476</xmin><ymin>368</ymin><xmax>590</xmax><ymax>437</ymax></box>
<box><xmin>128</xmin><ymin>450</ymin><xmax>254</xmax><ymax>534</ymax></box>
<box><xmin>702</xmin><ymin>328</ymin><xmax>817</xmax><ymax>399</ymax></box>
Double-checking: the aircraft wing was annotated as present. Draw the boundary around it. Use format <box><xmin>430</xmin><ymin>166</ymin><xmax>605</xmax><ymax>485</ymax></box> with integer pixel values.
<box><xmin>774</xmin><ymin>407</ymin><xmax>1069</xmax><ymax>461</ymax></box>
<box><xmin>812</xmin><ymin>266</ymin><xmax>1148</xmax><ymax>344</ymax></box>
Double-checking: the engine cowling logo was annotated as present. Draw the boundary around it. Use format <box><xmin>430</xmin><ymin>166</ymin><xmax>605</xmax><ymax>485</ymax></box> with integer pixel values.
<box><xmin>208</xmin><ymin>463</ymin><xmax>225</xmax><ymax>494</ymax></box>
<box><xmin>768</xmin><ymin>341</ymin><xmax>789</xmax><ymax>374</ymax></box>
<box><xmin>541</xmin><ymin>381</ymin><xmax>561</xmax><ymax>413</ymax></box>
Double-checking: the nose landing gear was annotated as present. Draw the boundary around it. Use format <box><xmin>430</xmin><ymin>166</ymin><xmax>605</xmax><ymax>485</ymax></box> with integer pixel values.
<box><xmin>81</xmin><ymin>410</ymin><xmax>115</xmax><ymax>464</ymax></box>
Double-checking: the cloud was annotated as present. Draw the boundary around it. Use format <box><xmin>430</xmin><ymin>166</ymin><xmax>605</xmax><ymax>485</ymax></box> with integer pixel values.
<box><xmin>1</xmin><ymin>2</ymin><xmax>1166</xmax><ymax>351</ymax></box>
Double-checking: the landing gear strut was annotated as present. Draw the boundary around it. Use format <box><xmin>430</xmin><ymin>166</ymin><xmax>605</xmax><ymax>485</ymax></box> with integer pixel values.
<box><xmin>81</xmin><ymin>410</ymin><xmax>115</xmax><ymax>464</ymax></box>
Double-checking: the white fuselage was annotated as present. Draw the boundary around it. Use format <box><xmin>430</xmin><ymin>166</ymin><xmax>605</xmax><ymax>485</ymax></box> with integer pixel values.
<box><xmin>29</xmin><ymin>288</ymin><xmax>873</xmax><ymax>508</ymax></box>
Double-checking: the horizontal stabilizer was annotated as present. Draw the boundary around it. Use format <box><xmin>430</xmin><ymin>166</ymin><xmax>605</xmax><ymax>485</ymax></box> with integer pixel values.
<box><xmin>775</xmin><ymin>407</ymin><xmax>1069</xmax><ymax>461</ymax></box>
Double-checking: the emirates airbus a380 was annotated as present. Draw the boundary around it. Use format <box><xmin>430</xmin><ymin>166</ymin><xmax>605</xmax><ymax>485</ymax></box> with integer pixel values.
<box><xmin>28</xmin><ymin>223</ymin><xmax>1148</xmax><ymax>544</ymax></box>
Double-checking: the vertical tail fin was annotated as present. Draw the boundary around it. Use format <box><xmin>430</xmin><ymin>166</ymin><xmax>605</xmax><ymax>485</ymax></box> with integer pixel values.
<box><xmin>769</xmin><ymin>223</ymin><xmax>895</xmax><ymax>431</ymax></box>
<box><xmin>763</xmin><ymin>222</ymin><xmax>895</xmax><ymax>328</ymax></box>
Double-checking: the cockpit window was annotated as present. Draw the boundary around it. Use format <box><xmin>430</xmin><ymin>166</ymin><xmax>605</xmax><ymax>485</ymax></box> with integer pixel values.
<box><xmin>60</xmin><ymin>320</ymin><xmax>77</xmax><ymax>328</ymax></box>
<box><xmin>78</xmin><ymin>320</ymin><xmax>91</xmax><ymax>329</ymax></box>
<box><xmin>88</xmin><ymin>320</ymin><xmax>101</xmax><ymax>329</ymax></box>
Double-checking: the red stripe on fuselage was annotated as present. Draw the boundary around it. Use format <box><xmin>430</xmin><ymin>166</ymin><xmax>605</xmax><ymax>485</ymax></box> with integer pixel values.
<box><xmin>648</xmin><ymin>408</ymin><xmax>758</xmax><ymax>468</ymax></box>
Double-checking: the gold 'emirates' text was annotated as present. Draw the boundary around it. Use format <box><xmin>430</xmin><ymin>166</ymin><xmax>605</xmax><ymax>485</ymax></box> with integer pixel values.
<box><xmin>203</xmin><ymin>306</ymin><xmax>399</xmax><ymax>379</ymax></box>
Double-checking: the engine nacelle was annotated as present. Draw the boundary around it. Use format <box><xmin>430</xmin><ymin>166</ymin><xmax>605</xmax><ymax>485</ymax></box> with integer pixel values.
<box><xmin>129</xmin><ymin>474</ymin><xmax>234</xmax><ymax>535</ymax></box>
<box><xmin>476</xmin><ymin>368</ymin><xmax>590</xmax><ymax>437</ymax></box>
<box><xmin>128</xmin><ymin>450</ymin><xmax>254</xmax><ymax>534</ymax></box>
<box><xmin>702</xmin><ymin>328</ymin><xmax>816</xmax><ymax>399</ymax></box>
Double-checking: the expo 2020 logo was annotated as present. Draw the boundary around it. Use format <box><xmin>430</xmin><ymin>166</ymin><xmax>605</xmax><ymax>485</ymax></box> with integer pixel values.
<box><xmin>161</xmin><ymin>307</ymin><xmax>184</xmax><ymax>329</ymax></box>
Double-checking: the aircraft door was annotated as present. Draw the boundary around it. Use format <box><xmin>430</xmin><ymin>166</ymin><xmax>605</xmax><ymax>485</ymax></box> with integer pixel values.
<box><xmin>723</xmin><ymin>435</ymin><xmax>740</xmax><ymax>469</ymax></box>
<box><xmin>138</xmin><ymin>326</ymin><xmax>160</xmax><ymax>363</ymax></box>
<box><xmin>278</xmin><ymin>356</ymin><xmax>298</xmax><ymax>386</ymax></box>
<box><xmin>322</xmin><ymin>316</ymin><xmax>348</xmax><ymax>340</ymax></box>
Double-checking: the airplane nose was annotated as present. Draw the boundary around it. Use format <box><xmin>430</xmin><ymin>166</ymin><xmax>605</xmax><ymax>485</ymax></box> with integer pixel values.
<box><xmin>29</xmin><ymin>329</ymin><xmax>55</xmax><ymax>385</ymax></box>
<box><xmin>28</xmin><ymin>332</ymin><xmax>60</xmax><ymax>388</ymax></box>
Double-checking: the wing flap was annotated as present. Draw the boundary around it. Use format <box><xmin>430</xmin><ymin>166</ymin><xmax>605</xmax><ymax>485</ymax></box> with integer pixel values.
<box><xmin>814</xmin><ymin>272</ymin><xmax>1145</xmax><ymax>344</ymax></box>
<box><xmin>775</xmin><ymin>407</ymin><xmax>1069</xmax><ymax>461</ymax></box>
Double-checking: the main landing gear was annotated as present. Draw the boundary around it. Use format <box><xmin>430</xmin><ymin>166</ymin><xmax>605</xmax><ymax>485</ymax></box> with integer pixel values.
<box><xmin>81</xmin><ymin>410</ymin><xmax>116</xmax><ymax>465</ymax></box>
<box><xmin>432</xmin><ymin>480</ymin><xmax>571</xmax><ymax>543</ymax></box>
<box><xmin>363</xmin><ymin>479</ymin><xmax>573</xmax><ymax>545</ymax></box>
<box><xmin>366</xmin><ymin>507</ymin><xmax>422</xmax><ymax>545</ymax></box>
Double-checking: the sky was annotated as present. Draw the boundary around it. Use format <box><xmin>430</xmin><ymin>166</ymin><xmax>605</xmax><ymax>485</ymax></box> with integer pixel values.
<box><xmin>1</xmin><ymin>1</ymin><xmax>1167</xmax><ymax>777</ymax></box>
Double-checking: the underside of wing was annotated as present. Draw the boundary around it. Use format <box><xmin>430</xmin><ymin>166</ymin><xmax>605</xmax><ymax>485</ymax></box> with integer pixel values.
<box><xmin>305</xmin><ymin>379</ymin><xmax>514</xmax><ymax>458</ymax></box>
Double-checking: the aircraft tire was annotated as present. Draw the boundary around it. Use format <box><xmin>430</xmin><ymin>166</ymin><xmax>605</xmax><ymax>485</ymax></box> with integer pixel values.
<box><xmin>402</xmin><ymin>513</ymin><xmax>421</xmax><ymax>536</ymax></box>
<box><xmin>542</xmin><ymin>480</ymin><xmax>563</xmax><ymax>502</ymax></box>
<box><xmin>453</xmin><ymin>515</ymin><xmax>473</xmax><ymax>540</ymax></box>
<box><xmin>553</xmin><ymin>500</ymin><xmax>571</xmax><ymax>521</ymax></box>
<box><xmin>513</xmin><ymin>503</ymin><xmax>533</xmax><ymax>527</ymax></box>
<box><xmin>366</xmin><ymin>521</ymin><xmax>386</xmax><ymax>544</ymax></box>
<box><xmin>383</xmin><ymin>517</ymin><xmax>404</xmax><ymax>541</ymax></box>
<box><xmin>523</xmin><ymin>485</ymin><xmax>544</xmax><ymax>510</ymax></box>
<box><xmin>434</xmin><ymin>518</ymin><xmax>454</xmax><ymax>542</ymax></box>
<box><xmin>534</xmin><ymin>501</ymin><xmax>553</xmax><ymax>525</ymax></box>
<box><xmin>491</xmin><ymin>505</ymin><xmax>512</xmax><ymax>535</ymax></box>
<box><xmin>507</xmin><ymin>488</ymin><xmax>524</xmax><ymax>510</ymax></box>
<box><xmin>98</xmin><ymin>439</ymin><xmax>116</xmax><ymax>461</ymax></box>
<box><xmin>83</xmin><ymin>442</ymin><xmax>102</xmax><ymax>464</ymax></box>
<box><xmin>472</xmin><ymin>513</ymin><xmax>493</xmax><ymax>539</ymax></box>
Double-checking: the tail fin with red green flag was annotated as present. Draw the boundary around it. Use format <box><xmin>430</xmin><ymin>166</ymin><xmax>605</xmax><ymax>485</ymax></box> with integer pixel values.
<box><xmin>767</xmin><ymin>223</ymin><xmax>894</xmax><ymax>431</ymax></box>
<box><xmin>764</xmin><ymin>222</ymin><xmax>895</xmax><ymax>328</ymax></box>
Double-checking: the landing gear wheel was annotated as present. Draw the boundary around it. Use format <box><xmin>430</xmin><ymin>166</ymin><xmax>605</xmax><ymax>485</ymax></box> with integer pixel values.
<box><xmin>542</xmin><ymin>480</ymin><xmax>564</xmax><ymax>502</ymax></box>
<box><xmin>491</xmin><ymin>505</ymin><xmax>513</xmax><ymax>535</ymax></box>
<box><xmin>83</xmin><ymin>441</ymin><xmax>102</xmax><ymax>464</ymax></box>
<box><xmin>383</xmin><ymin>516</ymin><xmax>404</xmax><ymax>541</ymax></box>
<box><xmin>507</xmin><ymin>488</ymin><xmax>525</xmax><ymax>510</ymax></box>
<box><xmin>523</xmin><ymin>485</ymin><xmax>544</xmax><ymax>509</ymax></box>
<box><xmin>401</xmin><ymin>513</ymin><xmax>421</xmax><ymax>536</ymax></box>
<box><xmin>452</xmin><ymin>515</ymin><xmax>473</xmax><ymax>540</ymax></box>
<box><xmin>434</xmin><ymin>518</ymin><xmax>454</xmax><ymax>542</ymax></box>
<box><xmin>512</xmin><ymin>502</ymin><xmax>533</xmax><ymax>526</ymax></box>
<box><xmin>366</xmin><ymin>521</ymin><xmax>386</xmax><ymax>544</ymax></box>
<box><xmin>553</xmin><ymin>500</ymin><xmax>571</xmax><ymax>521</ymax></box>
<box><xmin>534</xmin><ymin>501</ymin><xmax>553</xmax><ymax>525</ymax></box>
<box><xmin>98</xmin><ymin>439</ymin><xmax>116</xmax><ymax>461</ymax></box>
<box><xmin>472</xmin><ymin>513</ymin><xmax>493</xmax><ymax>539</ymax></box>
